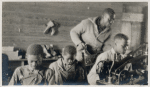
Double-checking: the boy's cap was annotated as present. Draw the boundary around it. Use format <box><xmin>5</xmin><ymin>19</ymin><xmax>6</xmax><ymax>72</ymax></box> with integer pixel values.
<box><xmin>26</xmin><ymin>44</ymin><xmax>43</xmax><ymax>55</ymax></box>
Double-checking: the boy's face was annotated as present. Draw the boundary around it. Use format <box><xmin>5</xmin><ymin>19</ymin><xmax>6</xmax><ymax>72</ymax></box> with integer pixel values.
<box><xmin>62</xmin><ymin>53</ymin><xmax>75</xmax><ymax>65</ymax></box>
<box><xmin>115</xmin><ymin>39</ymin><xmax>128</xmax><ymax>54</ymax></box>
<box><xmin>27</xmin><ymin>55</ymin><xmax>42</xmax><ymax>70</ymax></box>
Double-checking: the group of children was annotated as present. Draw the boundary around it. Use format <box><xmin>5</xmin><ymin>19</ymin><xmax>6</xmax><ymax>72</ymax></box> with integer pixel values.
<box><xmin>9</xmin><ymin>33</ymin><xmax>133</xmax><ymax>85</ymax></box>
<box><xmin>9</xmin><ymin>44</ymin><xmax>86</xmax><ymax>85</ymax></box>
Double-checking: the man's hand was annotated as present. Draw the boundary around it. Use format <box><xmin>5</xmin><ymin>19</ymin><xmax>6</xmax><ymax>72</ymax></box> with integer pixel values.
<box><xmin>77</xmin><ymin>42</ymin><xmax>85</xmax><ymax>51</ymax></box>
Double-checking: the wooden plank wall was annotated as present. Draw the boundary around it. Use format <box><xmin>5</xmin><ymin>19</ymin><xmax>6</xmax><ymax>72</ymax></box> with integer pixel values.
<box><xmin>121</xmin><ymin>4</ymin><xmax>148</xmax><ymax>51</ymax></box>
<box><xmin>2</xmin><ymin>2</ymin><xmax>148</xmax><ymax>52</ymax></box>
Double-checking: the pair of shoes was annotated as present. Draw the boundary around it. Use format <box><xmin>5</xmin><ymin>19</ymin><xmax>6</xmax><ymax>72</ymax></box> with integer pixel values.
<box><xmin>41</xmin><ymin>44</ymin><xmax>57</xmax><ymax>58</ymax></box>
<box><xmin>41</xmin><ymin>45</ymin><xmax>52</xmax><ymax>58</ymax></box>
<box><xmin>44</xmin><ymin>20</ymin><xmax>60</xmax><ymax>36</ymax></box>
<box><xmin>49</xmin><ymin>44</ymin><xmax>57</xmax><ymax>57</ymax></box>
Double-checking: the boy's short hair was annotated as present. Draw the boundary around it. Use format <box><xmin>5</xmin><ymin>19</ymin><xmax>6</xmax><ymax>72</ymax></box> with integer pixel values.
<box><xmin>114</xmin><ymin>33</ymin><xmax>128</xmax><ymax>41</ymax></box>
<box><xmin>62</xmin><ymin>45</ymin><xmax>76</xmax><ymax>55</ymax></box>
<box><xmin>103</xmin><ymin>8</ymin><xmax>115</xmax><ymax>18</ymax></box>
<box><xmin>26</xmin><ymin>44</ymin><xmax>43</xmax><ymax>55</ymax></box>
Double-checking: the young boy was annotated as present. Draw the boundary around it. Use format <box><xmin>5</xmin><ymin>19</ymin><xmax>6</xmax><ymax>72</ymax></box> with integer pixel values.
<box><xmin>9</xmin><ymin>44</ymin><xmax>55</xmax><ymax>85</ymax></box>
<box><xmin>49</xmin><ymin>45</ymin><xmax>85</xmax><ymax>85</ymax></box>
<box><xmin>87</xmin><ymin>33</ymin><xmax>133</xmax><ymax>85</ymax></box>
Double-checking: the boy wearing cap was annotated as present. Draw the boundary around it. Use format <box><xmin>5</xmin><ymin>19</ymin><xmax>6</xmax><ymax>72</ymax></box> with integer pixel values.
<box><xmin>9</xmin><ymin>44</ymin><xmax>55</xmax><ymax>85</ymax></box>
<box><xmin>49</xmin><ymin>45</ymin><xmax>86</xmax><ymax>85</ymax></box>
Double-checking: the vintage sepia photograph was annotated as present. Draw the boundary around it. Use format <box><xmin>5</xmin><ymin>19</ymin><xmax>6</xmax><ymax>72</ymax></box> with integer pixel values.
<box><xmin>2</xmin><ymin>1</ymin><xmax>148</xmax><ymax>86</ymax></box>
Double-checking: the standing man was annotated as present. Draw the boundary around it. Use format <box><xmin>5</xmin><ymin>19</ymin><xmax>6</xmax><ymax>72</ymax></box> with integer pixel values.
<box><xmin>9</xmin><ymin>44</ymin><xmax>55</xmax><ymax>85</ymax></box>
<box><xmin>70</xmin><ymin>8</ymin><xmax>115</xmax><ymax>63</ymax></box>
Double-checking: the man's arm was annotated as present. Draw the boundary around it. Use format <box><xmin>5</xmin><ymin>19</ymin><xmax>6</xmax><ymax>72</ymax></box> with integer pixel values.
<box><xmin>87</xmin><ymin>53</ymin><xmax>107</xmax><ymax>85</ymax></box>
<box><xmin>70</xmin><ymin>21</ymin><xmax>86</xmax><ymax>46</ymax></box>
